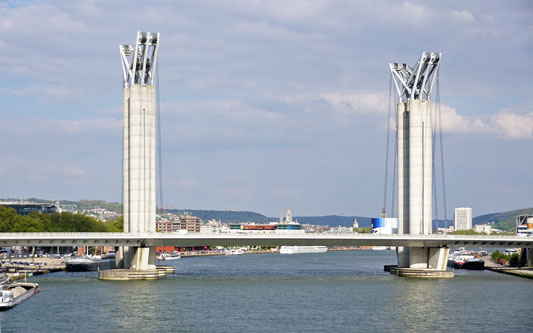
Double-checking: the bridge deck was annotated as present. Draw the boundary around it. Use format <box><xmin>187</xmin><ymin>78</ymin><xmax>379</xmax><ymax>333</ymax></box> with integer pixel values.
<box><xmin>0</xmin><ymin>232</ymin><xmax>531</xmax><ymax>248</ymax></box>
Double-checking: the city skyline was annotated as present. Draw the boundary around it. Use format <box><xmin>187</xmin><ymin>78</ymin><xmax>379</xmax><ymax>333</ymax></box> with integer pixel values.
<box><xmin>1</xmin><ymin>1</ymin><xmax>532</xmax><ymax>217</ymax></box>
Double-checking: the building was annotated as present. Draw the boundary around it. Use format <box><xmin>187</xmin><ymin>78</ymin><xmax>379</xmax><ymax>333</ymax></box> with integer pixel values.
<box><xmin>454</xmin><ymin>207</ymin><xmax>472</xmax><ymax>231</ymax></box>
<box><xmin>0</xmin><ymin>201</ymin><xmax>58</xmax><ymax>215</ymax></box>
<box><xmin>371</xmin><ymin>218</ymin><xmax>398</xmax><ymax>235</ymax></box>
<box><xmin>474</xmin><ymin>224</ymin><xmax>492</xmax><ymax>235</ymax></box>
<box><xmin>516</xmin><ymin>214</ymin><xmax>533</xmax><ymax>236</ymax></box>
<box><xmin>179</xmin><ymin>214</ymin><xmax>201</xmax><ymax>233</ymax></box>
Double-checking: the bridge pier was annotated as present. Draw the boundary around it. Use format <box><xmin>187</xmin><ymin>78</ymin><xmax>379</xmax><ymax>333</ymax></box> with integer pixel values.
<box><xmin>115</xmin><ymin>246</ymin><xmax>157</xmax><ymax>271</ymax></box>
<box><xmin>99</xmin><ymin>31</ymin><xmax>162</xmax><ymax>281</ymax></box>
<box><xmin>389</xmin><ymin>53</ymin><xmax>454</xmax><ymax>278</ymax></box>
<box><xmin>394</xmin><ymin>246</ymin><xmax>453</xmax><ymax>277</ymax></box>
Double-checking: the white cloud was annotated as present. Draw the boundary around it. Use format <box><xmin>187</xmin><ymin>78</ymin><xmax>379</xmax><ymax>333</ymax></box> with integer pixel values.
<box><xmin>64</xmin><ymin>166</ymin><xmax>85</xmax><ymax>176</ymax></box>
<box><xmin>0</xmin><ymin>117</ymin><xmax>122</xmax><ymax>137</ymax></box>
<box><xmin>178</xmin><ymin>178</ymin><xmax>197</xmax><ymax>187</ymax></box>
<box><xmin>320</xmin><ymin>92</ymin><xmax>388</xmax><ymax>115</ymax></box>
<box><xmin>439</xmin><ymin>105</ymin><xmax>533</xmax><ymax>140</ymax></box>
<box><xmin>452</xmin><ymin>9</ymin><xmax>477</xmax><ymax>23</ymax></box>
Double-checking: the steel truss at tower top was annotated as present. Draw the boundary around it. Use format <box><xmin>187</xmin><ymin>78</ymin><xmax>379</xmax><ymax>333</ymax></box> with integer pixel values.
<box><xmin>389</xmin><ymin>52</ymin><xmax>441</xmax><ymax>102</ymax></box>
<box><xmin>120</xmin><ymin>31</ymin><xmax>160</xmax><ymax>88</ymax></box>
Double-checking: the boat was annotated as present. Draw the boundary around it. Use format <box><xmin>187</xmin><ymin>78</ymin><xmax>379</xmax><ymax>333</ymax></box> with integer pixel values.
<box><xmin>65</xmin><ymin>257</ymin><xmax>116</xmax><ymax>272</ymax></box>
<box><xmin>0</xmin><ymin>282</ymin><xmax>39</xmax><ymax>310</ymax></box>
<box><xmin>102</xmin><ymin>250</ymin><xmax>116</xmax><ymax>259</ymax></box>
<box><xmin>279</xmin><ymin>246</ymin><xmax>328</xmax><ymax>254</ymax></box>
<box><xmin>504</xmin><ymin>248</ymin><xmax>520</xmax><ymax>256</ymax></box>
<box><xmin>450</xmin><ymin>254</ymin><xmax>475</xmax><ymax>269</ymax></box>
<box><xmin>157</xmin><ymin>251</ymin><xmax>181</xmax><ymax>260</ymax></box>
<box><xmin>464</xmin><ymin>258</ymin><xmax>485</xmax><ymax>270</ymax></box>
<box><xmin>225</xmin><ymin>248</ymin><xmax>245</xmax><ymax>255</ymax></box>
<box><xmin>0</xmin><ymin>273</ymin><xmax>9</xmax><ymax>285</ymax></box>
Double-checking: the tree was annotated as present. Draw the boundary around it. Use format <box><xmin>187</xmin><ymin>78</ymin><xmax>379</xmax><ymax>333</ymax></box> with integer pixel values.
<box><xmin>509</xmin><ymin>253</ymin><xmax>520</xmax><ymax>267</ymax></box>
<box><xmin>0</xmin><ymin>206</ymin><xmax>18</xmax><ymax>232</ymax></box>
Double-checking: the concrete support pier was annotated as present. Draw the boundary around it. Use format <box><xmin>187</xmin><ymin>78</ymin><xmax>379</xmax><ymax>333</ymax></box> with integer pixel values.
<box><xmin>389</xmin><ymin>52</ymin><xmax>453</xmax><ymax>277</ymax></box>
<box><xmin>99</xmin><ymin>31</ymin><xmax>163</xmax><ymax>281</ymax></box>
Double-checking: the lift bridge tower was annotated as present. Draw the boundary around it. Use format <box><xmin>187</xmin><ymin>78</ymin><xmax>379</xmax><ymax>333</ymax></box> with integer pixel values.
<box><xmin>116</xmin><ymin>31</ymin><xmax>160</xmax><ymax>271</ymax></box>
<box><xmin>390</xmin><ymin>52</ymin><xmax>451</xmax><ymax>276</ymax></box>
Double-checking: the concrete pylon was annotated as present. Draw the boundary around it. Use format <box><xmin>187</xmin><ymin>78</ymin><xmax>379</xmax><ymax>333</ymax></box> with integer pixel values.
<box><xmin>121</xmin><ymin>84</ymin><xmax>157</xmax><ymax>271</ymax></box>
<box><xmin>390</xmin><ymin>53</ymin><xmax>452</xmax><ymax>276</ymax></box>
<box><xmin>114</xmin><ymin>32</ymin><xmax>159</xmax><ymax>273</ymax></box>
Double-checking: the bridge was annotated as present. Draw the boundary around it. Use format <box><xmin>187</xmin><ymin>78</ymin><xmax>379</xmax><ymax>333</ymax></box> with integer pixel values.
<box><xmin>1</xmin><ymin>232</ymin><xmax>531</xmax><ymax>248</ymax></box>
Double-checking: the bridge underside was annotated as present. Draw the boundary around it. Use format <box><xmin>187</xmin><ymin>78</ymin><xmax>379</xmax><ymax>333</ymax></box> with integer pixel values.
<box><xmin>1</xmin><ymin>233</ymin><xmax>531</xmax><ymax>248</ymax></box>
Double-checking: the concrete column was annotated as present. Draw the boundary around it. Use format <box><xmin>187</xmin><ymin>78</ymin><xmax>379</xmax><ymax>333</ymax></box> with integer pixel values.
<box><xmin>407</xmin><ymin>100</ymin><xmax>432</xmax><ymax>237</ymax></box>
<box><xmin>397</xmin><ymin>102</ymin><xmax>409</xmax><ymax>235</ymax></box>
<box><xmin>121</xmin><ymin>84</ymin><xmax>157</xmax><ymax>271</ymax></box>
<box><xmin>397</xmin><ymin>102</ymin><xmax>410</xmax><ymax>268</ymax></box>
<box><xmin>407</xmin><ymin>100</ymin><xmax>433</xmax><ymax>268</ymax></box>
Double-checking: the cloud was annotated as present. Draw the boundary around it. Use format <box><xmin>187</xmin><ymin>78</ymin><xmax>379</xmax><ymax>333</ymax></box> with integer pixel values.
<box><xmin>320</xmin><ymin>92</ymin><xmax>388</xmax><ymax>115</ymax></box>
<box><xmin>0</xmin><ymin>117</ymin><xmax>122</xmax><ymax>137</ymax></box>
<box><xmin>178</xmin><ymin>178</ymin><xmax>197</xmax><ymax>187</ymax></box>
<box><xmin>64</xmin><ymin>166</ymin><xmax>85</xmax><ymax>176</ymax></box>
<box><xmin>452</xmin><ymin>9</ymin><xmax>477</xmax><ymax>23</ymax></box>
<box><xmin>438</xmin><ymin>105</ymin><xmax>533</xmax><ymax>140</ymax></box>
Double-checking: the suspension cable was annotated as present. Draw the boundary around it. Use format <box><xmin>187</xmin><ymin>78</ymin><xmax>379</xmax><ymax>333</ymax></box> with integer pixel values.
<box><xmin>432</xmin><ymin>94</ymin><xmax>439</xmax><ymax>226</ymax></box>
<box><xmin>436</xmin><ymin>71</ymin><xmax>448</xmax><ymax>224</ymax></box>
<box><xmin>156</xmin><ymin>61</ymin><xmax>164</xmax><ymax>215</ymax></box>
<box><xmin>382</xmin><ymin>73</ymin><xmax>393</xmax><ymax>216</ymax></box>
<box><xmin>391</xmin><ymin>90</ymin><xmax>398</xmax><ymax>218</ymax></box>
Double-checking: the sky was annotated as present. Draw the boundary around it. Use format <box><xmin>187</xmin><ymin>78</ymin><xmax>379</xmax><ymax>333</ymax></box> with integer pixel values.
<box><xmin>0</xmin><ymin>0</ymin><xmax>532</xmax><ymax>218</ymax></box>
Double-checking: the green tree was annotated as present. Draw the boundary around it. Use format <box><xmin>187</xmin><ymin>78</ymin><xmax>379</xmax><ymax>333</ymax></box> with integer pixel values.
<box><xmin>0</xmin><ymin>206</ymin><xmax>18</xmax><ymax>232</ymax></box>
<box><xmin>108</xmin><ymin>215</ymin><xmax>124</xmax><ymax>232</ymax></box>
<box><xmin>450</xmin><ymin>229</ymin><xmax>481</xmax><ymax>235</ymax></box>
<box><xmin>9</xmin><ymin>215</ymin><xmax>44</xmax><ymax>232</ymax></box>
<box><xmin>508</xmin><ymin>253</ymin><xmax>520</xmax><ymax>267</ymax></box>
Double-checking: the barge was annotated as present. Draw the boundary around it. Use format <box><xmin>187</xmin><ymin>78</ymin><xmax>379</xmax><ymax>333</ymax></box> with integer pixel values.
<box><xmin>0</xmin><ymin>282</ymin><xmax>39</xmax><ymax>310</ymax></box>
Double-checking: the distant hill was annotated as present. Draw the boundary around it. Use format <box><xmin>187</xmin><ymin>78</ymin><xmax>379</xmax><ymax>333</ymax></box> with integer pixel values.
<box><xmin>6</xmin><ymin>198</ymin><xmax>530</xmax><ymax>232</ymax></box>
<box><xmin>22</xmin><ymin>198</ymin><xmax>123</xmax><ymax>213</ymax></box>
<box><xmin>473</xmin><ymin>207</ymin><xmax>533</xmax><ymax>232</ymax></box>
<box><xmin>166</xmin><ymin>209</ymin><xmax>270</xmax><ymax>224</ymax></box>
<box><xmin>292</xmin><ymin>216</ymin><xmax>372</xmax><ymax>228</ymax></box>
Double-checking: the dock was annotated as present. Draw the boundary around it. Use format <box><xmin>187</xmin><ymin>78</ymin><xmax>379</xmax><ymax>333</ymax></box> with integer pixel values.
<box><xmin>483</xmin><ymin>256</ymin><xmax>533</xmax><ymax>279</ymax></box>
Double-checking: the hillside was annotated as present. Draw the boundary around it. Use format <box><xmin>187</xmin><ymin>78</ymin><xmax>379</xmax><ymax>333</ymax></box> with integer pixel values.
<box><xmin>166</xmin><ymin>209</ymin><xmax>271</xmax><ymax>224</ymax></box>
<box><xmin>6</xmin><ymin>198</ymin><xmax>530</xmax><ymax>232</ymax></box>
<box><xmin>22</xmin><ymin>198</ymin><xmax>123</xmax><ymax>213</ymax></box>
<box><xmin>293</xmin><ymin>216</ymin><xmax>372</xmax><ymax>228</ymax></box>
<box><xmin>473</xmin><ymin>207</ymin><xmax>533</xmax><ymax>232</ymax></box>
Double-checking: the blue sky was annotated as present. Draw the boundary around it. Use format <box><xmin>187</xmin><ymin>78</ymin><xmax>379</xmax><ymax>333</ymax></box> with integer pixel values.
<box><xmin>0</xmin><ymin>0</ymin><xmax>532</xmax><ymax>217</ymax></box>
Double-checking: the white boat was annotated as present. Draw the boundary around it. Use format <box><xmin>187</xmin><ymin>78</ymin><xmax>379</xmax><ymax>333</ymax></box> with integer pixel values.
<box><xmin>157</xmin><ymin>252</ymin><xmax>181</xmax><ymax>260</ymax></box>
<box><xmin>0</xmin><ymin>273</ymin><xmax>9</xmax><ymax>285</ymax></box>
<box><xmin>279</xmin><ymin>246</ymin><xmax>327</xmax><ymax>254</ymax></box>
<box><xmin>225</xmin><ymin>248</ymin><xmax>245</xmax><ymax>255</ymax></box>
<box><xmin>0</xmin><ymin>282</ymin><xmax>39</xmax><ymax>310</ymax></box>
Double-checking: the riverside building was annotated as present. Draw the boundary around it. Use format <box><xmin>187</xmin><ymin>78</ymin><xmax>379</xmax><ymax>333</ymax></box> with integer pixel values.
<box><xmin>454</xmin><ymin>207</ymin><xmax>472</xmax><ymax>231</ymax></box>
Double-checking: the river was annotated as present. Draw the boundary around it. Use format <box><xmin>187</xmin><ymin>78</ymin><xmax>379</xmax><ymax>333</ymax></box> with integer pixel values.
<box><xmin>1</xmin><ymin>250</ymin><xmax>532</xmax><ymax>332</ymax></box>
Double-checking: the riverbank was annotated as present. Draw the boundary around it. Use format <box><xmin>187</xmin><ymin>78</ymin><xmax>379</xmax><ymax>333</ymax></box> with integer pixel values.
<box><xmin>483</xmin><ymin>256</ymin><xmax>533</xmax><ymax>279</ymax></box>
<box><xmin>1</xmin><ymin>258</ymin><xmax>66</xmax><ymax>281</ymax></box>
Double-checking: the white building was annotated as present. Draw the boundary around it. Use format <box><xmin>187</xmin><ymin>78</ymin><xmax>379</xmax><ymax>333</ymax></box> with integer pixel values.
<box><xmin>454</xmin><ymin>207</ymin><xmax>472</xmax><ymax>231</ymax></box>
<box><xmin>474</xmin><ymin>224</ymin><xmax>492</xmax><ymax>235</ymax></box>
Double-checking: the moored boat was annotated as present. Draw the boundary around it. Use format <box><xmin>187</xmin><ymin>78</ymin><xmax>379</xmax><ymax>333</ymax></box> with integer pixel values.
<box><xmin>465</xmin><ymin>259</ymin><xmax>485</xmax><ymax>270</ymax></box>
<box><xmin>0</xmin><ymin>282</ymin><xmax>39</xmax><ymax>310</ymax></box>
<box><xmin>279</xmin><ymin>246</ymin><xmax>328</xmax><ymax>254</ymax></box>
<box><xmin>66</xmin><ymin>257</ymin><xmax>116</xmax><ymax>272</ymax></box>
<box><xmin>0</xmin><ymin>273</ymin><xmax>9</xmax><ymax>285</ymax></box>
<box><xmin>157</xmin><ymin>251</ymin><xmax>181</xmax><ymax>260</ymax></box>
<box><xmin>225</xmin><ymin>248</ymin><xmax>245</xmax><ymax>255</ymax></box>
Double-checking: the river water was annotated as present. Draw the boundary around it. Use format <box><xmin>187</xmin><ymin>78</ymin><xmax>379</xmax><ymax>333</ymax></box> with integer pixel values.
<box><xmin>1</xmin><ymin>250</ymin><xmax>532</xmax><ymax>332</ymax></box>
